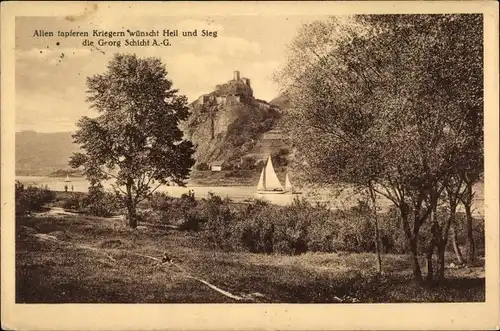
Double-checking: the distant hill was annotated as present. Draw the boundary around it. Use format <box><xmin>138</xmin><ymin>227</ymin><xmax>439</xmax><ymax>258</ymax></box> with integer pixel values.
<box><xmin>16</xmin><ymin>131</ymin><xmax>79</xmax><ymax>176</ymax></box>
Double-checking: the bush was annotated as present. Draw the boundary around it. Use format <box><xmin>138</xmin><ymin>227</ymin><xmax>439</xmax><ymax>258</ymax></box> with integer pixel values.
<box><xmin>149</xmin><ymin>190</ymin><xmax>206</xmax><ymax>230</ymax></box>
<box><xmin>255</xmin><ymin>159</ymin><xmax>265</xmax><ymax>170</ymax></box>
<box><xmin>239</xmin><ymin>156</ymin><xmax>256</xmax><ymax>170</ymax></box>
<box><xmin>204</xmin><ymin>197</ymin><xmax>338</xmax><ymax>255</ymax></box>
<box><xmin>206</xmin><ymin>202</ymin><xmax>236</xmax><ymax>249</ymax></box>
<box><xmin>331</xmin><ymin>200</ymin><xmax>376</xmax><ymax>253</ymax></box>
<box><xmin>135</xmin><ymin>209</ymin><xmax>156</xmax><ymax>223</ymax></box>
<box><xmin>198</xmin><ymin>192</ymin><xmax>225</xmax><ymax>219</ymax></box>
<box><xmin>147</xmin><ymin>192</ymin><xmax>487</xmax><ymax>258</ymax></box>
<box><xmin>240</xmin><ymin>142</ymin><xmax>254</xmax><ymax>154</ymax></box>
<box><xmin>271</xmin><ymin>148</ymin><xmax>290</xmax><ymax>167</ymax></box>
<box><xmin>176</xmin><ymin>192</ymin><xmax>207</xmax><ymax>231</ymax></box>
<box><xmin>271</xmin><ymin>199</ymin><xmax>315</xmax><ymax>254</ymax></box>
<box><xmin>195</xmin><ymin>162</ymin><xmax>209</xmax><ymax>171</ymax></box>
<box><xmin>149</xmin><ymin>192</ymin><xmax>175</xmax><ymax>211</ymax></box>
<box><xmin>80</xmin><ymin>185</ymin><xmax>121</xmax><ymax>217</ymax></box>
<box><xmin>233</xmin><ymin>200</ymin><xmax>275</xmax><ymax>253</ymax></box>
<box><xmin>15</xmin><ymin>181</ymin><xmax>55</xmax><ymax>215</ymax></box>
<box><xmin>201</xmin><ymin>196</ymin><xmax>398</xmax><ymax>256</ymax></box>
<box><xmin>223</xmin><ymin>160</ymin><xmax>238</xmax><ymax>171</ymax></box>
<box><xmin>61</xmin><ymin>194</ymin><xmax>82</xmax><ymax>210</ymax></box>
<box><xmin>178</xmin><ymin>209</ymin><xmax>203</xmax><ymax>231</ymax></box>
<box><xmin>232</xmin><ymin>136</ymin><xmax>246</xmax><ymax>147</ymax></box>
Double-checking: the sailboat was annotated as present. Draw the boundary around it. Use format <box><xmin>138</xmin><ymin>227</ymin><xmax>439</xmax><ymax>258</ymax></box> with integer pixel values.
<box><xmin>65</xmin><ymin>174</ymin><xmax>71</xmax><ymax>183</ymax></box>
<box><xmin>284</xmin><ymin>173</ymin><xmax>293</xmax><ymax>194</ymax></box>
<box><xmin>285</xmin><ymin>172</ymin><xmax>302</xmax><ymax>194</ymax></box>
<box><xmin>256</xmin><ymin>156</ymin><xmax>287</xmax><ymax>194</ymax></box>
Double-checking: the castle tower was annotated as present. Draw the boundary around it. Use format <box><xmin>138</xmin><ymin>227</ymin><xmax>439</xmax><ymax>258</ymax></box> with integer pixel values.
<box><xmin>233</xmin><ymin>70</ymin><xmax>240</xmax><ymax>81</ymax></box>
<box><xmin>242</xmin><ymin>77</ymin><xmax>251</xmax><ymax>88</ymax></box>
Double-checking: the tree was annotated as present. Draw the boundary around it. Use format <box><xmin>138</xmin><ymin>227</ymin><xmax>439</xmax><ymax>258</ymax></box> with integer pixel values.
<box><xmin>277</xmin><ymin>14</ymin><xmax>483</xmax><ymax>283</ymax></box>
<box><xmin>15</xmin><ymin>181</ymin><xmax>55</xmax><ymax>216</ymax></box>
<box><xmin>460</xmin><ymin>173</ymin><xmax>481</xmax><ymax>264</ymax></box>
<box><xmin>240</xmin><ymin>156</ymin><xmax>256</xmax><ymax>170</ymax></box>
<box><xmin>272</xmin><ymin>148</ymin><xmax>290</xmax><ymax>167</ymax></box>
<box><xmin>413</xmin><ymin>14</ymin><xmax>483</xmax><ymax>282</ymax></box>
<box><xmin>457</xmin><ymin>95</ymin><xmax>483</xmax><ymax>266</ymax></box>
<box><xmin>276</xmin><ymin>16</ymin><xmax>388</xmax><ymax>274</ymax></box>
<box><xmin>70</xmin><ymin>54</ymin><xmax>195</xmax><ymax>228</ymax></box>
<box><xmin>195</xmin><ymin>162</ymin><xmax>210</xmax><ymax>171</ymax></box>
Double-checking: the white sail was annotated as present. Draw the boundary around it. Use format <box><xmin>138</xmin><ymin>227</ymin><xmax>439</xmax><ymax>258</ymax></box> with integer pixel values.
<box><xmin>257</xmin><ymin>167</ymin><xmax>265</xmax><ymax>191</ymax></box>
<box><xmin>65</xmin><ymin>175</ymin><xmax>71</xmax><ymax>182</ymax></box>
<box><xmin>285</xmin><ymin>173</ymin><xmax>293</xmax><ymax>192</ymax></box>
<box><xmin>263</xmin><ymin>156</ymin><xmax>283</xmax><ymax>191</ymax></box>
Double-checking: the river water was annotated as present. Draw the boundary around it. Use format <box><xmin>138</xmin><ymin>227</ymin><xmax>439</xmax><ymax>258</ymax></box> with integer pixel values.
<box><xmin>14</xmin><ymin>176</ymin><xmax>369</xmax><ymax>208</ymax></box>
<box><xmin>15</xmin><ymin>176</ymin><xmax>484</xmax><ymax>215</ymax></box>
<box><xmin>15</xmin><ymin>176</ymin><xmax>303</xmax><ymax>206</ymax></box>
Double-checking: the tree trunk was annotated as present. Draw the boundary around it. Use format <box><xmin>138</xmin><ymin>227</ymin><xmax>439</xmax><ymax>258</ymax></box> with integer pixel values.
<box><xmin>126</xmin><ymin>181</ymin><xmax>137</xmax><ymax>228</ymax></box>
<box><xmin>434</xmin><ymin>209</ymin><xmax>453</xmax><ymax>285</ymax></box>
<box><xmin>451</xmin><ymin>224</ymin><xmax>465</xmax><ymax>265</ymax></box>
<box><xmin>369</xmin><ymin>186</ymin><xmax>382</xmax><ymax>274</ymax></box>
<box><xmin>464</xmin><ymin>204</ymin><xmax>476</xmax><ymax>265</ymax></box>
<box><xmin>400</xmin><ymin>204</ymin><xmax>422</xmax><ymax>282</ymax></box>
<box><xmin>127</xmin><ymin>203</ymin><xmax>137</xmax><ymax>228</ymax></box>
<box><xmin>425</xmin><ymin>239</ymin><xmax>435</xmax><ymax>283</ymax></box>
<box><xmin>436</xmin><ymin>243</ymin><xmax>446</xmax><ymax>284</ymax></box>
<box><xmin>409</xmin><ymin>237</ymin><xmax>423</xmax><ymax>282</ymax></box>
<box><xmin>426</xmin><ymin>207</ymin><xmax>440</xmax><ymax>284</ymax></box>
<box><xmin>436</xmin><ymin>218</ymin><xmax>450</xmax><ymax>285</ymax></box>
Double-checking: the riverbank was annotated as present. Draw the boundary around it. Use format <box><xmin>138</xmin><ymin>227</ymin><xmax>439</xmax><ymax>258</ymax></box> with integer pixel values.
<box><xmin>17</xmin><ymin>169</ymin><xmax>278</xmax><ymax>187</ymax></box>
<box><xmin>189</xmin><ymin>169</ymin><xmax>278</xmax><ymax>186</ymax></box>
<box><xmin>15</xmin><ymin>175</ymin><xmax>486</xmax><ymax>216</ymax></box>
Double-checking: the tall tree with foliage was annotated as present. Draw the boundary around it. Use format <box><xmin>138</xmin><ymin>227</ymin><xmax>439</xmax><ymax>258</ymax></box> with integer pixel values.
<box><xmin>277</xmin><ymin>14</ymin><xmax>483</xmax><ymax>283</ymax></box>
<box><xmin>70</xmin><ymin>54</ymin><xmax>196</xmax><ymax>228</ymax></box>
<box><xmin>412</xmin><ymin>14</ymin><xmax>483</xmax><ymax>282</ymax></box>
<box><xmin>277</xmin><ymin>16</ymin><xmax>389</xmax><ymax>274</ymax></box>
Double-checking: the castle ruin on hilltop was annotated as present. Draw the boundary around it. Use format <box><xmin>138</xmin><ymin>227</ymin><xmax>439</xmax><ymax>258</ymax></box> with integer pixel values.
<box><xmin>184</xmin><ymin>70</ymin><xmax>286</xmax><ymax>166</ymax></box>
<box><xmin>196</xmin><ymin>71</ymin><xmax>273</xmax><ymax>111</ymax></box>
<box><xmin>188</xmin><ymin>71</ymin><xmax>278</xmax><ymax>140</ymax></box>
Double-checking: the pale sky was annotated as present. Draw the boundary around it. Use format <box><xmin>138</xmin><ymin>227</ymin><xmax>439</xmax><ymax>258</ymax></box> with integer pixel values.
<box><xmin>16</xmin><ymin>15</ymin><xmax>330</xmax><ymax>132</ymax></box>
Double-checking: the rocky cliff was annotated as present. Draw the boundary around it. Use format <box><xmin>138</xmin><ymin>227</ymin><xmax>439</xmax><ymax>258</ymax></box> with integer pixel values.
<box><xmin>183</xmin><ymin>71</ymin><xmax>289</xmax><ymax>168</ymax></box>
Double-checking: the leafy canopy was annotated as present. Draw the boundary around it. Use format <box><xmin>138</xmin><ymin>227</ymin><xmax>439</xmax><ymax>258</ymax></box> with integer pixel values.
<box><xmin>277</xmin><ymin>15</ymin><xmax>483</xmax><ymax>281</ymax></box>
<box><xmin>279</xmin><ymin>14</ymin><xmax>482</xmax><ymax>197</ymax></box>
<box><xmin>70</xmin><ymin>53</ymin><xmax>195</xmax><ymax>206</ymax></box>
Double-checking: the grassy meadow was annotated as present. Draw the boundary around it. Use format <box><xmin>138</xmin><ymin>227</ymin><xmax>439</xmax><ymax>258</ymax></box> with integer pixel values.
<box><xmin>16</xmin><ymin>199</ymin><xmax>485</xmax><ymax>303</ymax></box>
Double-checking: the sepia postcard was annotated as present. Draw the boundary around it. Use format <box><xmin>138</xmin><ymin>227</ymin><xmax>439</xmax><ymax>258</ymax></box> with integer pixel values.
<box><xmin>1</xmin><ymin>1</ymin><xmax>499</xmax><ymax>330</ymax></box>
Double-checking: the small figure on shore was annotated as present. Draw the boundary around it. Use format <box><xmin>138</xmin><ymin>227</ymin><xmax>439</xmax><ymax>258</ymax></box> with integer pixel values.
<box><xmin>162</xmin><ymin>251</ymin><xmax>172</xmax><ymax>264</ymax></box>
<box><xmin>64</xmin><ymin>185</ymin><xmax>68</xmax><ymax>192</ymax></box>
<box><xmin>71</xmin><ymin>185</ymin><xmax>74</xmax><ymax>192</ymax></box>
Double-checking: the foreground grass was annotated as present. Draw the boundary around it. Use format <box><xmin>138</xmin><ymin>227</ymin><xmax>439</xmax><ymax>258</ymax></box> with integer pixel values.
<box><xmin>16</xmin><ymin>213</ymin><xmax>485</xmax><ymax>303</ymax></box>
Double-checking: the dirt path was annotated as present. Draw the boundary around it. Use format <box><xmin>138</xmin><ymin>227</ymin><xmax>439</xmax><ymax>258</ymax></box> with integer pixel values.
<box><xmin>34</xmin><ymin>207</ymin><xmax>80</xmax><ymax>217</ymax></box>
